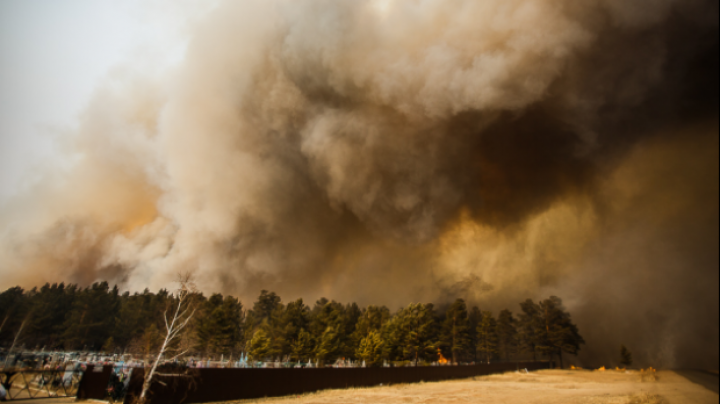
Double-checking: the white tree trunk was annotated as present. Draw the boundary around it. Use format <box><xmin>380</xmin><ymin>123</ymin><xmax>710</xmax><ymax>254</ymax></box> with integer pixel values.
<box><xmin>4</xmin><ymin>319</ymin><xmax>28</xmax><ymax>368</ymax></box>
<box><xmin>138</xmin><ymin>281</ymin><xmax>195</xmax><ymax>404</ymax></box>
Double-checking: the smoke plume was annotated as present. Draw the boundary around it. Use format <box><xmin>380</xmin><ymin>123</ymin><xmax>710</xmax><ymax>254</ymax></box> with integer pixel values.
<box><xmin>0</xmin><ymin>0</ymin><xmax>717</xmax><ymax>368</ymax></box>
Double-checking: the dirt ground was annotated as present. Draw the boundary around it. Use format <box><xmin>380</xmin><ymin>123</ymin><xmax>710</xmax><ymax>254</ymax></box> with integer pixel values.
<box><xmin>215</xmin><ymin>369</ymin><xmax>719</xmax><ymax>404</ymax></box>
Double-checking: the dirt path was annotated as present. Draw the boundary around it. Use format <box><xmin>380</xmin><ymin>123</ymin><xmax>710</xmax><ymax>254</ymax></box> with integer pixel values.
<box><xmin>211</xmin><ymin>369</ymin><xmax>718</xmax><ymax>404</ymax></box>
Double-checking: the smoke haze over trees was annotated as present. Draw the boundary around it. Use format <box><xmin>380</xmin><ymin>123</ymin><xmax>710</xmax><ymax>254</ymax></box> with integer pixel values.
<box><xmin>0</xmin><ymin>0</ymin><xmax>717</xmax><ymax>370</ymax></box>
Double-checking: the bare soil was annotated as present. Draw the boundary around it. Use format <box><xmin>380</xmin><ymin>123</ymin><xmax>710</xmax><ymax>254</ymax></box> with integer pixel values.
<box><xmin>214</xmin><ymin>369</ymin><xmax>718</xmax><ymax>404</ymax></box>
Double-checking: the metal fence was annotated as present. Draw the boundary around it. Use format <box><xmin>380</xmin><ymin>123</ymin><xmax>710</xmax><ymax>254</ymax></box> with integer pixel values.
<box><xmin>122</xmin><ymin>361</ymin><xmax>553</xmax><ymax>404</ymax></box>
<box><xmin>73</xmin><ymin>365</ymin><xmax>137</xmax><ymax>403</ymax></box>
<box><xmin>0</xmin><ymin>369</ymin><xmax>83</xmax><ymax>400</ymax></box>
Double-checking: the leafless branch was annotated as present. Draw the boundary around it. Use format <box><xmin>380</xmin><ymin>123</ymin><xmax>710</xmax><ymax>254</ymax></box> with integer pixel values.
<box><xmin>3</xmin><ymin>316</ymin><xmax>29</xmax><ymax>369</ymax></box>
<box><xmin>138</xmin><ymin>273</ymin><xmax>197</xmax><ymax>403</ymax></box>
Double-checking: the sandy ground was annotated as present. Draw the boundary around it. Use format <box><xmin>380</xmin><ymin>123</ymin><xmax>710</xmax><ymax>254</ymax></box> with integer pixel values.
<box><xmin>213</xmin><ymin>370</ymin><xmax>718</xmax><ymax>404</ymax></box>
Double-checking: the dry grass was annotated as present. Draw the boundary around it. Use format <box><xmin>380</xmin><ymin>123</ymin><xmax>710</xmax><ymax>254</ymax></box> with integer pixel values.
<box><xmin>639</xmin><ymin>368</ymin><xmax>658</xmax><ymax>383</ymax></box>
<box><xmin>626</xmin><ymin>393</ymin><xmax>666</xmax><ymax>404</ymax></box>
<box><xmin>207</xmin><ymin>370</ymin><xmax>717</xmax><ymax>404</ymax></box>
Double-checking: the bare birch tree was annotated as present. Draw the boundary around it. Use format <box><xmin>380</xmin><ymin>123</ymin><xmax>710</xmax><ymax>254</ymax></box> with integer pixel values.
<box><xmin>3</xmin><ymin>317</ymin><xmax>29</xmax><ymax>369</ymax></box>
<box><xmin>138</xmin><ymin>273</ymin><xmax>197</xmax><ymax>404</ymax></box>
<box><xmin>0</xmin><ymin>315</ymin><xmax>8</xmax><ymax>336</ymax></box>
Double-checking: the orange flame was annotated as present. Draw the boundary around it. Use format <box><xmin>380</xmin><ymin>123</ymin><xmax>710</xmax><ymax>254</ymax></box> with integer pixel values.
<box><xmin>438</xmin><ymin>349</ymin><xmax>449</xmax><ymax>365</ymax></box>
<box><xmin>640</xmin><ymin>367</ymin><xmax>657</xmax><ymax>382</ymax></box>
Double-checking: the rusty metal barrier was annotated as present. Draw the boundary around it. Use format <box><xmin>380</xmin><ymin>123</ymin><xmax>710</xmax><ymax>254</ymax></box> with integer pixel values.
<box><xmin>76</xmin><ymin>365</ymin><xmax>114</xmax><ymax>401</ymax></box>
<box><xmin>0</xmin><ymin>368</ymin><xmax>83</xmax><ymax>400</ymax></box>
<box><xmin>123</xmin><ymin>361</ymin><xmax>552</xmax><ymax>404</ymax></box>
<box><xmin>74</xmin><ymin>365</ymin><xmax>137</xmax><ymax>402</ymax></box>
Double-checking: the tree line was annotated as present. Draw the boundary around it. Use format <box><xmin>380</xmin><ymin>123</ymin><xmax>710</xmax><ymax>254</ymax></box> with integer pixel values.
<box><xmin>0</xmin><ymin>282</ymin><xmax>584</xmax><ymax>367</ymax></box>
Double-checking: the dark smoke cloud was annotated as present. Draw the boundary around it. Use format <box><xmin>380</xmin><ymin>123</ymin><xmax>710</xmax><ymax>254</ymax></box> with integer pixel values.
<box><xmin>0</xmin><ymin>0</ymin><xmax>717</xmax><ymax>368</ymax></box>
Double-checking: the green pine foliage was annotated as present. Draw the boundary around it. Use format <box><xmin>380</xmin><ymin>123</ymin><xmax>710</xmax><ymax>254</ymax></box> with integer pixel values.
<box><xmin>62</xmin><ymin>282</ymin><xmax>119</xmax><ymax>350</ymax></box>
<box><xmin>535</xmin><ymin>296</ymin><xmax>585</xmax><ymax>369</ymax></box>
<box><xmin>396</xmin><ymin>303</ymin><xmax>438</xmax><ymax>365</ymax></box>
<box><xmin>290</xmin><ymin>328</ymin><xmax>314</xmax><ymax>362</ymax></box>
<box><xmin>196</xmin><ymin>294</ymin><xmax>244</xmax><ymax>356</ymax></box>
<box><xmin>440</xmin><ymin>299</ymin><xmax>471</xmax><ymax>363</ymax></box>
<box><xmin>252</xmin><ymin>291</ymin><xmax>282</xmax><ymax>326</ymax></box>
<box><xmin>282</xmin><ymin>299</ymin><xmax>310</xmax><ymax>347</ymax></box>
<box><xmin>477</xmin><ymin>311</ymin><xmax>499</xmax><ymax>364</ymax></box>
<box><xmin>497</xmin><ymin>309</ymin><xmax>519</xmax><ymax>361</ymax></box>
<box><xmin>351</xmin><ymin>305</ymin><xmax>390</xmax><ymax>347</ymax></box>
<box><xmin>247</xmin><ymin>328</ymin><xmax>274</xmax><ymax>362</ymax></box>
<box><xmin>356</xmin><ymin>330</ymin><xmax>384</xmax><ymax>367</ymax></box>
<box><xmin>467</xmin><ymin>306</ymin><xmax>482</xmax><ymax>362</ymax></box>
<box><xmin>137</xmin><ymin>323</ymin><xmax>163</xmax><ymax>356</ymax></box>
<box><xmin>0</xmin><ymin>284</ymin><xmax>585</xmax><ymax>366</ymax></box>
<box><xmin>102</xmin><ymin>337</ymin><xmax>115</xmax><ymax>352</ymax></box>
<box><xmin>315</xmin><ymin>326</ymin><xmax>342</xmax><ymax>365</ymax></box>
<box><xmin>518</xmin><ymin>299</ymin><xmax>542</xmax><ymax>361</ymax></box>
<box><xmin>0</xmin><ymin>286</ymin><xmax>27</xmax><ymax>342</ymax></box>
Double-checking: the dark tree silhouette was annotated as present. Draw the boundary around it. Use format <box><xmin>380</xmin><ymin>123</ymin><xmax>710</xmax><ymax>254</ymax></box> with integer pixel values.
<box><xmin>620</xmin><ymin>345</ymin><xmax>633</xmax><ymax>367</ymax></box>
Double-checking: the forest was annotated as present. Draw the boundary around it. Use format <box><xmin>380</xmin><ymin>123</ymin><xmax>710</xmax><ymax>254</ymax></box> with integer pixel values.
<box><xmin>0</xmin><ymin>282</ymin><xmax>584</xmax><ymax>367</ymax></box>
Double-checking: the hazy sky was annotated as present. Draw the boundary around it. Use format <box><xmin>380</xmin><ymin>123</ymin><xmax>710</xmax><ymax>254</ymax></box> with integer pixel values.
<box><xmin>0</xmin><ymin>0</ymin><xmax>206</xmax><ymax>201</ymax></box>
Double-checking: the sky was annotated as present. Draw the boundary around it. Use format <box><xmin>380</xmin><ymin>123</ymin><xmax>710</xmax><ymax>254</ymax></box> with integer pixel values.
<box><xmin>0</xmin><ymin>0</ymin><xmax>205</xmax><ymax>201</ymax></box>
<box><xmin>0</xmin><ymin>0</ymin><xmax>717</xmax><ymax>369</ymax></box>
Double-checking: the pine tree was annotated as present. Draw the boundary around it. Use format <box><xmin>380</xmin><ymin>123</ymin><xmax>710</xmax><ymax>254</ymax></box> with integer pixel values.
<box><xmin>291</xmin><ymin>328</ymin><xmax>314</xmax><ymax>363</ymax></box>
<box><xmin>113</xmin><ymin>291</ymin><xmax>145</xmax><ymax>350</ymax></box>
<box><xmin>441</xmin><ymin>299</ymin><xmax>471</xmax><ymax>363</ymax></box>
<box><xmin>137</xmin><ymin>323</ymin><xmax>162</xmax><ymax>358</ymax></box>
<box><xmin>352</xmin><ymin>305</ymin><xmax>390</xmax><ymax>352</ymax></box>
<box><xmin>195</xmin><ymin>293</ymin><xmax>224</xmax><ymax>355</ymax></box>
<box><xmin>496</xmin><ymin>310</ymin><xmax>518</xmax><ymax>361</ymax></box>
<box><xmin>27</xmin><ymin>283</ymin><xmax>75</xmax><ymax>349</ymax></box>
<box><xmin>253</xmin><ymin>291</ymin><xmax>282</xmax><ymax>326</ymax></box>
<box><xmin>206</xmin><ymin>296</ymin><xmax>243</xmax><ymax>356</ymax></box>
<box><xmin>281</xmin><ymin>299</ymin><xmax>310</xmax><ymax>358</ymax></box>
<box><xmin>380</xmin><ymin>312</ymin><xmax>404</xmax><ymax>361</ymax></box>
<box><xmin>247</xmin><ymin>328</ymin><xmax>274</xmax><ymax>362</ymax></box>
<box><xmin>0</xmin><ymin>287</ymin><xmax>27</xmax><ymax>344</ymax></box>
<box><xmin>315</xmin><ymin>326</ymin><xmax>341</xmax><ymax>366</ymax></box>
<box><xmin>243</xmin><ymin>311</ymin><xmax>256</xmax><ymax>354</ymax></box>
<box><xmin>62</xmin><ymin>282</ymin><xmax>119</xmax><ymax>350</ymax></box>
<box><xmin>536</xmin><ymin>296</ymin><xmax>585</xmax><ymax>368</ymax></box>
<box><xmin>354</xmin><ymin>306</ymin><xmax>390</xmax><ymax>336</ymax></box>
<box><xmin>477</xmin><ymin>311</ymin><xmax>498</xmax><ymax>364</ymax></box>
<box><xmin>468</xmin><ymin>306</ymin><xmax>482</xmax><ymax>363</ymax></box>
<box><xmin>309</xmin><ymin>299</ymin><xmax>348</xmax><ymax>361</ymax></box>
<box><xmin>620</xmin><ymin>345</ymin><xmax>633</xmax><ymax>368</ymax></box>
<box><xmin>102</xmin><ymin>336</ymin><xmax>115</xmax><ymax>353</ymax></box>
<box><xmin>342</xmin><ymin>303</ymin><xmax>362</xmax><ymax>358</ymax></box>
<box><xmin>356</xmin><ymin>330</ymin><xmax>385</xmax><ymax>367</ymax></box>
<box><xmin>396</xmin><ymin>303</ymin><xmax>438</xmax><ymax>365</ymax></box>
<box><xmin>518</xmin><ymin>299</ymin><xmax>541</xmax><ymax>361</ymax></box>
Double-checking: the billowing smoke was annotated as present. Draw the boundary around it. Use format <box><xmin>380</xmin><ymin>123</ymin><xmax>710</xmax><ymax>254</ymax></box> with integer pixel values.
<box><xmin>0</xmin><ymin>0</ymin><xmax>717</xmax><ymax>368</ymax></box>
